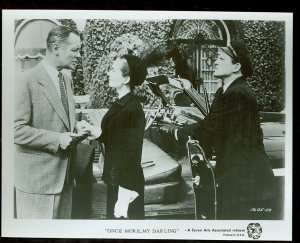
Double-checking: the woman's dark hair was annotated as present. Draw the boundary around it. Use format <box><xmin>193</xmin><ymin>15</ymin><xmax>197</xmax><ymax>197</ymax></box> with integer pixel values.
<box><xmin>46</xmin><ymin>25</ymin><xmax>79</xmax><ymax>51</ymax></box>
<box><xmin>117</xmin><ymin>44</ymin><xmax>174</xmax><ymax>90</ymax></box>
<box><xmin>119</xmin><ymin>54</ymin><xmax>148</xmax><ymax>90</ymax></box>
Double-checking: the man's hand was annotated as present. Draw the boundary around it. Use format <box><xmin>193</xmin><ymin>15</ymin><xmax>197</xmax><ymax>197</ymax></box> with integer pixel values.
<box><xmin>59</xmin><ymin>132</ymin><xmax>79</xmax><ymax>150</ymax></box>
<box><xmin>179</xmin><ymin>78</ymin><xmax>192</xmax><ymax>89</ymax></box>
<box><xmin>75</xmin><ymin>120</ymin><xmax>92</xmax><ymax>135</ymax></box>
<box><xmin>193</xmin><ymin>175</ymin><xmax>201</xmax><ymax>186</ymax></box>
<box><xmin>75</xmin><ymin>120</ymin><xmax>101</xmax><ymax>140</ymax></box>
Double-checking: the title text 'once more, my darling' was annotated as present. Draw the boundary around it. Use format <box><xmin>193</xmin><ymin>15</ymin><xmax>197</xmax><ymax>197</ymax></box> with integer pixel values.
<box><xmin>105</xmin><ymin>228</ymin><xmax>179</xmax><ymax>234</ymax></box>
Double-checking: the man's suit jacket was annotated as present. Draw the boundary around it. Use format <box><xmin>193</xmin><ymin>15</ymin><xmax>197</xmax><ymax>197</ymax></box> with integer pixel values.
<box><xmin>14</xmin><ymin>62</ymin><xmax>76</xmax><ymax>194</ymax></box>
<box><xmin>99</xmin><ymin>92</ymin><xmax>145</xmax><ymax>192</ymax></box>
<box><xmin>178</xmin><ymin>76</ymin><xmax>276</xmax><ymax>204</ymax></box>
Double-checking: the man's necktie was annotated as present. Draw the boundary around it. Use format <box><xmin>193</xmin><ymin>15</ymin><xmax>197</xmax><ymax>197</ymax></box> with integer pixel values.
<box><xmin>58</xmin><ymin>72</ymin><xmax>69</xmax><ymax>117</ymax></box>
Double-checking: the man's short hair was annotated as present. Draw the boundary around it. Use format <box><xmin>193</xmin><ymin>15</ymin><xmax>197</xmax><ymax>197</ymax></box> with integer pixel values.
<box><xmin>46</xmin><ymin>25</ymin><xmax>79</xmax><ymax>51</ymax></box>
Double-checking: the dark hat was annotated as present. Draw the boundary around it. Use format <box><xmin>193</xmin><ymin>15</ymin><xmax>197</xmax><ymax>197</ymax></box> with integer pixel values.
<box><xmin>220</xmin><ymin>39</ymin><xmax>253</xmax><ymax>77</ymax></box>
<box><xmin>121</xmin><ymin>54</ymin><xmax>148</xmax><ymax>87</ymax></box>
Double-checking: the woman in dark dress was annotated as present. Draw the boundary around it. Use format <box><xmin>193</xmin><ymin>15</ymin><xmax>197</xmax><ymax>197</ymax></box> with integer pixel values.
<box><xmin>77</xmin><ymin>54</ymin><xmax>147</xmax><ymax>219</ymax></box>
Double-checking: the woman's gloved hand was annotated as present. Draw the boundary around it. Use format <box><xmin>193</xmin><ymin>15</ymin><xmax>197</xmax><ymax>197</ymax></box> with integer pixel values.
<box><xmin>114</xmin><ymin>186</ymin><xmax>139</xmax><ymax>219</ymax></box>
<box><xmin>75</xmin><ymin>120</ymin><xmax>101</xmax><ymax>140</ymax></box>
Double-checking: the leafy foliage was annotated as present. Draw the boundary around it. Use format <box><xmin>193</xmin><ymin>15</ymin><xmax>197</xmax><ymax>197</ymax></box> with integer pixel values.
<box><xmin>82</xmin><ymin>19</ymin><xmax>174</xmax><ymax>108</ymax></box>
<box><xmin>83</xmin><ymin>19</ymin><xmax>286</xmax><ymax>111</ymax></box>
<box><xmin>58</xmin><ymin>19</ymin><xmax>77</xmax><ymax>31</ymax></box>
<box><xmin>241</xmin><ymin>21</ymin><xmax>285</xmax><ymax>112</ymax></box>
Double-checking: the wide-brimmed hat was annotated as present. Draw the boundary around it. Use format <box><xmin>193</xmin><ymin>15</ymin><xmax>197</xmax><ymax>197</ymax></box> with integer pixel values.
<box><xmin>220</xmin><ymin>39</ymin><xmax>253</xmax><ymax>77</ymax></box>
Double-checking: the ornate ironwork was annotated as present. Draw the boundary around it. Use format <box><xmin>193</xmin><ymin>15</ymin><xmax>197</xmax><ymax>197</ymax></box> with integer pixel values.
<box><xmin>202</xmin><ymin>44</ymin><xmax>218</xmax><ymax>69</ymax></box>
<box><xmin>173</xmin><ymin>20</ymin><xmax>224</xmax><ymax>41</ymax></box>
<box><xmin>171</xmin><ymin>20</ymin><xmax>227</xmax><ymax>68</ymax></box>
<box><xmin>170</xmin><ymin>20</ymin><xmax>229</xmax><ymax>92</ymax></box>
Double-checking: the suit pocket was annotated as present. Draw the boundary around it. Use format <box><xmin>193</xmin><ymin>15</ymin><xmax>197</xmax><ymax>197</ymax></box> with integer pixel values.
<box><xmin>15</xmin><ymin>145</ymin><xmax>49</xmax><ymax>155</ymax></box>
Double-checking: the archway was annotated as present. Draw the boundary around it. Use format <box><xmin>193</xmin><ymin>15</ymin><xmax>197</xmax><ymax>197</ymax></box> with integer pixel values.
<box><xmin>171</xmin><ymin>19</ymin><xmax>233</xmax><ymax>101</ymax></box>
<box><xmin>14</xmin><ymin>19</ymin><xmax>60</xmax><ymax>73</ymax></box>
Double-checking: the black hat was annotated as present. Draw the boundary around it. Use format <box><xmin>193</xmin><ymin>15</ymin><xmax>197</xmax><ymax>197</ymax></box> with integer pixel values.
<box><xmin>121</xmin><ymin>54</ymin><xmax>148</xmax><ymax>87</ymax></box>
<box><xmin>220</xmin><ymin>39</ymin><xmax>253</xmax><ymax>78</ymax></box>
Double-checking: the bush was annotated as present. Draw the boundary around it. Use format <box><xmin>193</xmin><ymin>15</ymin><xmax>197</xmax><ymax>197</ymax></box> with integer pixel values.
<box><xmin>82</xmin><ymin>19</ymin><xmax>174</xmax><ymax>108</ymax></box>
<box><xmin>241</xmin><ymin>21</ymin><xmax>285</xmax><ymax>112</ymax></box>
<box><xmin>83</xmin><ymin>19</ymin><xmax>286</xmax><ymax>111</ymax></box>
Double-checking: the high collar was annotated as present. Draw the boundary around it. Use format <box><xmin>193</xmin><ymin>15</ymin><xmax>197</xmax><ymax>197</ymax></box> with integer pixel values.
<box><xmin>222</xmin><ymin>74</ymin><xmax>243</xmax><ymax>92</ymax></box>
<box><xmin>223</xmin><ymin>76</ymin><xmax>245</xmax><ymax>94</ymax></box>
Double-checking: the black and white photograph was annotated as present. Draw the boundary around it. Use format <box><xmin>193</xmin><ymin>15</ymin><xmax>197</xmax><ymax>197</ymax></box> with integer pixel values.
<box><xmin>2</xmin><ymin>10</ymin><xmax>292</xmax><ymax>240</ymax></box>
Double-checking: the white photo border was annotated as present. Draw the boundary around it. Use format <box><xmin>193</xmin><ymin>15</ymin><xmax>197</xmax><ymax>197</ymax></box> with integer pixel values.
<box><xmin>2</xmin><ymin>10</ymin><xmax>293</xmax><ymax>241</ymax></box>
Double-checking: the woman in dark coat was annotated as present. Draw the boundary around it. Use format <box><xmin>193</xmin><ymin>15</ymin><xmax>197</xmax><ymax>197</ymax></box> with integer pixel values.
<box><xmin>77</xmin><ymin>54</ymin><xmax>147</xmax><ymax>219</ymax></box>
<box><xmin>175</xmin><ymin>39</ymin><xmax>276</xmax><ymax>219</ymax></box>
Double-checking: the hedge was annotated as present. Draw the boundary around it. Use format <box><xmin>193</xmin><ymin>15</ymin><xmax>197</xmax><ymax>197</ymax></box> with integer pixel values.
<box><xmin>241</xmin><ymin>20</ymin><xmax>285</xmax><ymax>112</ymax></box>
<box><xmin>82</xmin><ymin>19</ymin><xmax>174</xmax><ymax>108</ymax></box>
<box><xmin>82</xmin><ymin>19</ymin><xmax>286</xmax><ymax>111</ymax></box>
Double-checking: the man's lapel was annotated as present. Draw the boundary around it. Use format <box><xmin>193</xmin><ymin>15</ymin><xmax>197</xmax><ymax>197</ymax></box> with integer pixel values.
<box><xmin>36</xmin><ymin>64</ymin><xmax>70</xmax><ymax>130</ymax></box>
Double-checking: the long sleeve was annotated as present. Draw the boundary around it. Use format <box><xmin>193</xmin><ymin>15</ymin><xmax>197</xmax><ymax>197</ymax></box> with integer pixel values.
<box><xmin>101</xmin><ymin>96</ymin><xmax>145</xmax><ymax>192</ymax></box>
<box><xmin>117</xmin><ymin>108</ymin><xmax>145</xmax><ymax>190</ymax></box>
<box><xmin>178</xmin><ymin>85</ymin><xmax>257</xmax><ymax>148</ymax></box>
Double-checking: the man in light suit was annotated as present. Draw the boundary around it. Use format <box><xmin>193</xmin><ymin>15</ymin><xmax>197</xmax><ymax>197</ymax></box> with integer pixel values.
<box><xmin>14</xmin><ymin>25</ymin><xmax>81</xmax><ymax>219</ymax></box>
